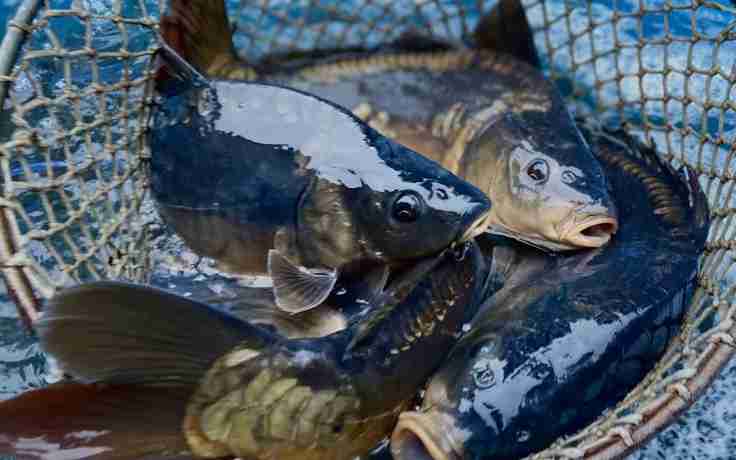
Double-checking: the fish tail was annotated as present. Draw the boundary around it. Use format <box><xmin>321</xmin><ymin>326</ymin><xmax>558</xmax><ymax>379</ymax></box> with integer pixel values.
<box><xmin>473</xmin><ymin>0</ymin><xmax>540</xmax><ymax>68</ymax></box>
<box><xmin>159</xmin><ymin>0</ymin><xmax>256</xmax><ymax>80</ymax></box>
<box><xmin>0</xmin><ymin>382</ymin><xmax>195</xmax><ymax>460</ymax></box>
<box><xmin>36</xmin><ymin>281</ymin><xmax>276</xmax><ymax>385</ymax></box>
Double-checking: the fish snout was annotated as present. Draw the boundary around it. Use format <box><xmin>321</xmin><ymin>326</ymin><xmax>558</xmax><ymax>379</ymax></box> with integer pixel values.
<box><xmin>391</xmin><ymin>410</ymin><xmax>463</xmax><ymax>460</ymax></box>
<box><xmin>561</xmin><ymin>202</ymin><xmax>619</xmax><ymax>248</ymax></box>
<box><xmin>458</xmin><ymin>197</ymin><xmax>492</xmax><ymax>243</ymax></box>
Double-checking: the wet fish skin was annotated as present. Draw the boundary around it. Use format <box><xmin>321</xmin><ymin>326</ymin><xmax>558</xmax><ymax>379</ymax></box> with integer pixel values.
<box><xmin>157</xmin><ymin>0</ymin><xmax>616</xmax><ymax>257</ymax></box>
<box><xmin>0</xmin><ymin>241</ymin><xmax>488</xmax><ymax>460</ymax></box>
<box><xmin>390</xmin><ymin>123</ymin><xmax>709</xmax><ymax>460</ymax></box>
<box><xmin>184</xmin><ymin>241</ymin><xmax>488</xmax><ymax>460</ymax></box>
<box><xmin>273</xmin><ymin>55</ymin><xmax>620</xmax><ymax>252</ymax></box>
<box><xmin>150</xmin><ymin>46</ymin><xmax>491</xmax><ymax>313</ymax></box>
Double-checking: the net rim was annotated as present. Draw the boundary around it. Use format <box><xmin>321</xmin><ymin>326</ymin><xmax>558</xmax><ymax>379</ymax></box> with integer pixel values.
<box><xmin>0</xmin><ymin>2</ymin><xmax>732</xmax><ymax>459</ymax></box>
<box><xmin>0</xmin><ymin>0</ymin><xmax>43</xmax><ymax>330</ymax></box>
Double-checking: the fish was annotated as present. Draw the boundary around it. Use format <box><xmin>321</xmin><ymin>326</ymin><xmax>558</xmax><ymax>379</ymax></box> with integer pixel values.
<box><xmin>149</xmin><ymin>34</ymin><xmax>491</xmax><ymax>314</ymax></box>
<box><xmin>157</xmin><ymin>0</ymin><xmax>618</xmax><ymax>253</ymax></box>
<box><xmin>389</xmin><ymin>123</ymin><xmax>710</xmax><ymax>460</ymax></box>
<box><xmin>0</xmin><ymin>240</ymin><xmax>489</xmax><ymax>460</ymax></box>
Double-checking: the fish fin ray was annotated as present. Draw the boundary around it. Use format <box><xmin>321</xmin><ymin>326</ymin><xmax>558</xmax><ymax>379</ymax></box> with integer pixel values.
<box><xmin>37</xmin><ymin>281</ymin><xmax>275</xmax><ymax>385</ymax></box>
<box><xmin>473</xmin><ymin>0</ymin><xmax>541</xmax><ymax>68</ymax></box>
<box><xmin>268</xmin><ymin>250</ymin><xmax>337</xmax><ymax>314</ymax></box>
<box><xmin>0</xmin><ymin>382</ymin><xmax>194</xmax><ymax>460</ymax></box>
<box><xmin>159</xmin><ymin>0</ymin><xmax>254</xmax><ymax>79</ymax></box>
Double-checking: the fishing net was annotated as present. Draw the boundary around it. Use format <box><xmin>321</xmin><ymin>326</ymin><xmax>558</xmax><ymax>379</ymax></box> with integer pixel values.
<box><xmin>0</xmin><ymin>0</ymin><xmax>733</xmax><ymax>458</ymax></box>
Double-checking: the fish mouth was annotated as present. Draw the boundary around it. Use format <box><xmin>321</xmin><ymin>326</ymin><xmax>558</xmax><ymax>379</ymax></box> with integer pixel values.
<box><xmin>459</xmin><ymin>209</ymin><xmax>491</xmax><ymax>243</ymax></box>
<box><xmin>561</xmin><ymin>215</ymin><xmax>619</xmax><ymax>248</ymax></box>
<box><xmin>391</xmin><ymin>410</ymin><xmax>462</xmax><ymax>460</ymax></box>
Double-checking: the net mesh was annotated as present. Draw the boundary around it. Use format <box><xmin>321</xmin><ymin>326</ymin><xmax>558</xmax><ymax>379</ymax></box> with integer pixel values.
<box><xmin>0</xmin><ymin>0</ymin><xmax>734</xmax><ymax>458</ymax></box>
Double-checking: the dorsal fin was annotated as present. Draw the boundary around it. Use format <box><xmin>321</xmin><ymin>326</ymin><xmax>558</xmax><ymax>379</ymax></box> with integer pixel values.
<box><xmin>473</xmin><ymin>0</ymin><xmax>541</xmax><ymax>68</ymax></box>
<box><xmin>154</xmin><ymin>38</ymin><xmax>212</xmax><ymax>96</ymax></box>
<box><xmin>158</xmin><ymin>0</ymin><xmax>256</xmax><ymax>80</ymax></box>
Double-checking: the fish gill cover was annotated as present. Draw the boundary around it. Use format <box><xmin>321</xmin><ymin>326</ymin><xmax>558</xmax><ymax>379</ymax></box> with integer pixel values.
<box><xmin>0</xmin><ymin>1</ymin><xmax>732</xmax><ymax>459</ymax></box>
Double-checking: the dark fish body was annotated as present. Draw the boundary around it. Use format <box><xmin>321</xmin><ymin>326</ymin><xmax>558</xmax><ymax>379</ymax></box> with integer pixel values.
<box><xmin>150</xmin><ymin>48</ymin><xmax>490</xmax><ymax>313</ymax></box>
<box><xmin>0</xmin><ymin>241</ymin><xmax>489</xmax><ymax>460</ymax></box>
<box><xmin>390</xmin><ymin>124</ymin><xmax>710</xmax><ymax>460</ymax></box>
<box><xmin>183</xmin><ymin>242</ymin><xmax>489</xmax><ymax>460</ymax></box>
<box><xmin>265</xmin><ymin>52</ymin><xmax>621</xmax><ymax>251</ymax></box>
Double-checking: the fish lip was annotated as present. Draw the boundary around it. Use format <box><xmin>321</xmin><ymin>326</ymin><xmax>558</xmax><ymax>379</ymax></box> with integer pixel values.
<box><xmin>561</xmin><ymin>214</ymin><xmax>619</xmax><ymax>248</ymax></box>
<box><xmin>391</xmin><ymin>411</ymin><xmax>462</xmax><ymax>460</ymax></box>
<box><xmin>458</xmin><ymin>209</ymin><xmax>491</xmax><ymax>243</ymax></box>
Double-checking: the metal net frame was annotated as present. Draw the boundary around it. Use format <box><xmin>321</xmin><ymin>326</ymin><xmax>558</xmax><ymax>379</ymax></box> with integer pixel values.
<box><xmin>0</xmin><ymin>0</ymin><xmax>733</xmax><ymax>459</ymax></box>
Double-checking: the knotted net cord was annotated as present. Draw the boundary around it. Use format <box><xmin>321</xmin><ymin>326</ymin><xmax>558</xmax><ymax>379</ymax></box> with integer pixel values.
<box><xmin>0</xmin><ymin>1</ymin><xmax>733</xmax><ymax>458</ymax></box>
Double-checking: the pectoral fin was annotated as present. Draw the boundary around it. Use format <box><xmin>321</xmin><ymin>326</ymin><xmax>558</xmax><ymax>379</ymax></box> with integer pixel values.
<box><xmin>268</xmin><ymin>250</ymin><xmax>338</xmax><ymax>314</ymax></box>
<box><xmin>474</xmin><ymin>0</ymin><xmax>541</xmax><ymax>68</ymax></box>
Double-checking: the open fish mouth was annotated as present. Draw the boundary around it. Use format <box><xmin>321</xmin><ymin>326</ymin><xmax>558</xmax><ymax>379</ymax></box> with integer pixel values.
<box><xmin>391</xmin><ymin>410</ymin><xmax>462</xmax><ymax>460</ymax></box>
<box><xmin>562</xmin><ymin>215</ymin><xmax>619</xmax><ymax>248</ymax></box>
<box><xmin>459</xmin><ymin>209</ymin><xmax>492</xmax><ymax>243</ymax></box>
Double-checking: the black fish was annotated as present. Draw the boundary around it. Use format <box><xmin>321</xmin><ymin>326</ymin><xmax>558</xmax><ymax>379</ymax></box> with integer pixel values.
<box><xmin>0</xmin><ymin>241</ymin><xmax>488</xmax><ymax>460</ymax></box>
<box><xmin>149</xmin><ymin>37</ymin><xmax>491</xmax><ymax>314</ymax></box>
<box><xmin>390</xmin><ymin>124</ymin><xmax>709</xmax><ymax>460</ymax></box>
<box><xmin>155</xmin><ymin>0</ymin><xmax>617</xmax><ymax>257</ymax></box>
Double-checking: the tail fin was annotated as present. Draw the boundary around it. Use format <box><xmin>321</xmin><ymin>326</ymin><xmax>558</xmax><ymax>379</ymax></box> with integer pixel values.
<box><xmin>0</xmin><ymin>382</ymin><xmax>194</xmax><ymax>460</ymax></box>
<box><xmin>159</xmin><ymin>0</ymin><xmax>256</xmax><ymax>79</ymax></box>
<box><xmin>473</xmin><ymin>0</ymin><xmax>541</xmax><ymax>68</ymax></box>
<box><xmin>37</xmin><ymin>281</ymin><xmax>277</xmax><ymax>386</ymax></box>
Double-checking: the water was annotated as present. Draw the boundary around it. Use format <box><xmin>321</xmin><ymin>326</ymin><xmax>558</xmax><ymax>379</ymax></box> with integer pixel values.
<box><xmin>0</xmin><ymin>1</ymin><xmax>734</xmax><ymax>459</ymax></box>
<box><xmin>0</xmin><ymin>0</ymin><xmax>19</xmax><ymax>42</ymax></box>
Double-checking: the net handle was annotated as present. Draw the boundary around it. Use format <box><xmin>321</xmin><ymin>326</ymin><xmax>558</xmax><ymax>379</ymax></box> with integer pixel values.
<box><xmin>0</xmin><ymin>0</ymin><xmax>43</xmax><ymax>331</ymax></box>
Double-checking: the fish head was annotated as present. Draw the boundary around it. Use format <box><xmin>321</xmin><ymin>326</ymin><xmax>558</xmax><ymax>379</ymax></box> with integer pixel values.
<box><xmin>299</xmin><ymin>139</ymin><xmax>491</xmax><ymax>269</ymax></box>
<box><xmin>351</xmin><ymin>141</ymin><xmax>492</xmax><ymax>263</ymax></box>
<box><xmin>391</xmin><ymin>326</ymin><xmax>506</xmax><ymax>460</ymax></box>
<box><xmin>462</xmin><ymin>113</ymin><xmax>618</xmax><ymax>251</ymax></box>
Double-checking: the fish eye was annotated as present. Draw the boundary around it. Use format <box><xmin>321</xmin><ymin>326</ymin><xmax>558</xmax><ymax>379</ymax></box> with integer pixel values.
<box><xmin>392</xmin><ymin>192</ymin><xmax>424</xmax><ymax>223</ymax></box>
<box><xmin>435</xmin><ymin>187</ymin><xmax>449</xmax><ymax>200</ymax></box>
<box><xmin>526</xmin><ymin>159</ymin><xmax>549</xmax><ymax>183</ymax></box>
<box><xmin>562</xmin><ymin>170</ymin><xmax>578</xmax><ymax>184</ymax></box>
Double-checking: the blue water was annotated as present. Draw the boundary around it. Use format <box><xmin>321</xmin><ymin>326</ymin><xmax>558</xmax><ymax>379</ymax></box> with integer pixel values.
<box><xmin>0</xmin><ymin>1</ymin><xmax>734</xmax><ymax>459</ymax></box>
<box><xmin>0</xmin><ymin>0</ymin><xmax>18</xmax><ymax>42</ymax></box>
